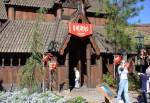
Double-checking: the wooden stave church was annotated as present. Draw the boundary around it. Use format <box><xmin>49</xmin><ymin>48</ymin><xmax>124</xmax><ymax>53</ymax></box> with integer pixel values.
<box><xmin>0</xmin><ymin>0</ymin><xmax>115</xmax><ymax>90</ymax></box>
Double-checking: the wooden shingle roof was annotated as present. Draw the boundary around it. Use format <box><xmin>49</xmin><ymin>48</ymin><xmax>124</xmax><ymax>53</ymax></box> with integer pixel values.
<box><xmin>0</xmin><ymin>0</ymin><xmax>7</xmax><ymax>20</ymax></box>
<box><xmin>93</xmin><ymin>26</ymin><xmax>115</xmax><ymax>53</ymax></box>
<box><xmin>87</xmin><ymin>0</ymin><xmax>104</xmax><ymax>13</ymax></box>
<box><xmin>5</xmin><ymin>0</ymin><xmax>54</xmax><ymax>8</ymax></box>
<box><xmin>0</xmin><ymin>20</ymin><xmax>66</xmax><ymax>53</ymax></box>
<box><xmin>61</xmin><ymin>0</ymin><xmax>105</xmax><ymax>13</ymax></box>
<box><xmin>0</xmin><ymin>20</ymin><xmax>114</xmax><ymax>53</ymax></box>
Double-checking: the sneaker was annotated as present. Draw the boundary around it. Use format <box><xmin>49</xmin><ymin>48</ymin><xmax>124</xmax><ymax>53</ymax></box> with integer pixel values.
<box><xmin>117</xmin><ymin>100</ymin><xmax>124</xmax><ymax>103</ymax></box>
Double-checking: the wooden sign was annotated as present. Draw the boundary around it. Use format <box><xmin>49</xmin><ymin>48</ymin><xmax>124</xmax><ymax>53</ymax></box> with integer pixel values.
<box><xmin>68</xmin><ymin>22</ymin><xmax>93</xmax><ymax>37</ymax></box>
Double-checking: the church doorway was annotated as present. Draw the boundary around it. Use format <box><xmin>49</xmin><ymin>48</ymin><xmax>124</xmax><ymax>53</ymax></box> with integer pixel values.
<box><xmin>68</xmin><ymin>36</ymin><xmax>87</xmax><ymax>89</ymax></box>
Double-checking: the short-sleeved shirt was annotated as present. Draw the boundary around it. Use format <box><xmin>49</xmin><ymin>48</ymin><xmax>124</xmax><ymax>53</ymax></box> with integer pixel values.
<box><xmin>118</xmin><ymin>65</ymin><xmax>128</xmax><ymax>80</ymax></box>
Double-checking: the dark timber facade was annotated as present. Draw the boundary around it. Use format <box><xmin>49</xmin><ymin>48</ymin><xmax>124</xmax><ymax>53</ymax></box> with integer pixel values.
<box><xmin>0</xmin><ymin>0</ymin><xmax>116</xmax><ymax>90</ymax></box>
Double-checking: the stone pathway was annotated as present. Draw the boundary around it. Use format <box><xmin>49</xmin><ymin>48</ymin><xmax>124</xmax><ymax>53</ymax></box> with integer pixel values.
<box><xmin>56</xmin><ymin>86</ymin><xmax>139</xmax><ymax>103</ymax></box>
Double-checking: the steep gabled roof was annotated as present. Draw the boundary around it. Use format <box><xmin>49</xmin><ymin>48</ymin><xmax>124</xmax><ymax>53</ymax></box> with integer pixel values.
<box><xmin>61</xmin><ymin>0</ymin><xmax>105</xmax><ymax>13</ymax></box>
<box><xmin>93</xmin><ymin>26</ymin><xmax>115</xmax><ymax>53</ymax></box>
<box><xmin>0</xmin><ymin>20</ymin><xmax>114</xmax><ymax>53</ymax></box>
<box><xmin>0</xmin><ymin>0</ymin><xmax>7</xmax><ymax>20</ymax></box>
<box><xmin>0</xmin><ymin>20</ymin><xmax>64</xmax><ymax>53</ymax></box>
<box><xmin>5</xmin><ymin>0</ymin><xmax>54</xmax><ymax>8</ymax></box>
<box><xmin>87</xmin><ymin>0</ymin><xmax>105</xmax><ymax>13</ymax></box>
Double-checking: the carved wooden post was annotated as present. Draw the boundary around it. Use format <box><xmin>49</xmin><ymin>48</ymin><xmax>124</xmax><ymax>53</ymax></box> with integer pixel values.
<box><xmin>86</xmin><ymin>43</ymin><xmax>91</xmax><ymax>87</ymax></box>
<box><xmin>2</xmin><ymin>58</ymin><xmax>4</xmax><ymax>67</ymax></box>
<box><xmin>0</xmin><ymin>21</ymin><xmax>2</xmax><ymax>27</ymax></box>
<box><xmin>65</xmin><ymin>52</ymin><xmax>69</xmax><ymax>89</ymax></box>
<box><xmin>96</xmin><ymin>56</ymin><xmax>103</xmax><ymax>83</ymax></box>
<box><xmin>78</xmin><ymin>59</ymin><xmax>81</xmax><ymax>86</ymax></box>
<box><xmin>18</xmin><ymin>57</ymin><xmax>21</xmax><ymax>66</ymax></box>
<box><xmin>8</xmin><ymin>6</ymin><xmax>15</xmax><ymax>20</ymax></box>
<box><xmin>56</xmin><ymin>5</ymin><xmax>62</xmax><ymax>20</ymax></box>
<box><xmin>10</xmin><ymin>58</ymin><xmax>13</xmax><ymax>67</ymax></box>
<box><xmin>10</xmin><ymin>57</ymin><xmax>13</xmax><ymax>90</ymax></box>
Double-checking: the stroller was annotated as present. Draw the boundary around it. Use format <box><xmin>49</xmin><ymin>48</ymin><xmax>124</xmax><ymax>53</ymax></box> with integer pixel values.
<box><xmin>139</xmin><ymin>73</ymin><xmax>150</xmax><ymax>103</ymax></box>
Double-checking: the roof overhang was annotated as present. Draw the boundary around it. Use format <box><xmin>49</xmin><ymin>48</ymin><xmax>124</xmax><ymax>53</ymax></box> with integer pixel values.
<box><xmin>59</xmin><ymin>35</ymin><xmax>100</xmax><ymax>56</ymax></box>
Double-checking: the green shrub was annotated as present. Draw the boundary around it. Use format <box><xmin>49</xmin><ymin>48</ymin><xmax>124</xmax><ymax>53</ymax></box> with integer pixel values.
<box><xmin>66</xmin><ymin>96</ymin><xmax>87</xmax><ymax>103</ymax></box>
<box><xmin>103</xmin><ymin>73</ymin><xmax>140</xmax><ymax>91</ymax></box>
<box><xmin>103</xmin><ymin>73</ymin><xmax>116</xmax><ymax>88</ymax></box>
<box><xmin>128</xmin><ymin>73</ymin><xmax>140</xmax><ymax>91</ymax></box>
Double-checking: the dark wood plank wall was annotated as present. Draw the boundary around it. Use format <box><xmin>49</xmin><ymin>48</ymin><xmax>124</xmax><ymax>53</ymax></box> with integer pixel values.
<box><xmin>7</xmin><ymin>6</ymin><xmax>55</xmax><ymax>21</ymax></box>
<box><xmin>63</xmin><ymin>8</ymin><xmax>76</xmax><ymax>16</ymax></box>
<box><xmin>0</xmin><ymin>66</ymin><xmax>20</xmax><ymax>84</ymax></box>
<box><xmin>1</xmin><ymin>5</ymin><xmax>109</xmax><ymax>90</ymax></box>
<box><xmin>15</xmin><ymin>10</ymin><xmax>55</xmax><ymax>21</ymax></box>
<box><xmin>0</xmin><ymin>66</ymin><xmax>59</xmax><ymax>89</ymax></box>
<box><xmin>88</xmin><ymin>17</ymin><xmax>106</xmax><ymax>25</ymax></box>
<box><xmin>7</xmin><ymin>6</ymin><xmax>107</xmax><ymax>24</ymax></box>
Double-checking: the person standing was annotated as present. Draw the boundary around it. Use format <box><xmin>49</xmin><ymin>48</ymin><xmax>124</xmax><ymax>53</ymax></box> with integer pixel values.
<box><xmin>138</xmin><ymin>66</ymin><xmax>150</xmax><ymax>103</ymax></box>
<box><xmin>74</xmin><ymin>67</ymin><xmax>80</xmax><ymax>89</ymax></box>
<box><xmin>117</xmin><ymin>60</ymin><xmax>131</xmax><ymax>103</ymax></box>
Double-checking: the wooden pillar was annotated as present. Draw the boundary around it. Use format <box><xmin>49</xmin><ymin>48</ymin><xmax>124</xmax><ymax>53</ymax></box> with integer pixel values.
<box><xmin>96</xmin><ymin>56</ymin><xmax>103</xmax><ymax>83</ymax></box>
<box><xmin>8</xmin><ymin>6</ymin><xmax>15</xmax><ymax>20</ymax></box>
<box><xmin>2</xmin><ymin>58</ymin><xmax>4</xmax><ymax>67</ymax></box>
<box><xmin>56</xmin><ymin>6</ymin><xmax>62</xmax><ymax>20</ymax></box>
<box><xmin>10</xmin><ymin>58</ymin><xmax>13</xmax><ymax>67</ymax></box>
<box><xmin>78</xmin><ymin>60</ymin><xmax>81</xmax><ymax>86</ymax></box>
<box><xmin>65</xmin><ymin>52</ymin><xmax>69</xmax><ymax>89</ymax></box>
<box><xmin>18</xmin><ymin>57</ymin><xmax>21</xmax><ymax>66</ymax></box>
<box><xmin>86</xmin><ymin>43</ymin><xmax>91</xmax><ymax>87</ymax></box>
<box><xmin>10</xmin><ymin>58</ymin><xmax>13</xmax><ymax>90</ymax></box>
<box><xmin>0</xmin><ymin>21</ymin><xmax>1</xmax><ymax>26</ymax></box>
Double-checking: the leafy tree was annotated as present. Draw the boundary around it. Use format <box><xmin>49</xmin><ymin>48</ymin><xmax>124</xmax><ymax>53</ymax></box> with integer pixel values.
<box><xmin>101</xmin><ymin>0</ymin><xmax>144</xmax><ymax>53</ymax></box>
<box><xmin>18</xmin><ymin>8</ymin><xmax>47</xmax><ymax>93</ymax></box>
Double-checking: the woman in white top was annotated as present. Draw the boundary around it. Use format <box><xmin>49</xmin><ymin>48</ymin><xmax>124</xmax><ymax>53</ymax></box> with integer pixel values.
<box><xmin>117</xmin><ymin>60</ymin><xmax>131</xmax><ymax>103</ymax></box>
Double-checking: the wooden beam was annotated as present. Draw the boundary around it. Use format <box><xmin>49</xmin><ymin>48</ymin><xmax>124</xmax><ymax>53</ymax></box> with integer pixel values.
<box><xmin>100</xmin><ymin>56</ymin><xmax>103</xmax><ymax>81</ymax></box>
<box><xmin>78</xmin><ymin>59</ymin><xmax>81</xmax><ymax>86</ymax></box>
<box><xmin>59</xmin><ymin>35</ymin><xmax>71</xmax><ymax>55</ymax></box>
<box><xmin>18</xmin><ymin>57</ymin><xmax>21</xmax><ymax>66</ymax></box>
<box><xmin>8</xmin><ymin>6</ymin><xmax>15</xmax><ymax>20</ymax></box>
<box><xmin>96</xmin><ymin>56</ymin><xmax>103</xmax><ymax>83</ymax></box>
<box><xmin>56</xmin><ymin>6</ymin><xmax>62</xmax><ymax>20</ymax></box>
<box><xmin>86</xmin><ymin>43</ymin><xmax>91</xmax><ymax>87</ymax></box>
<box><xmin>89</xmin><ymin>36</ymin><xmax>100</xmax><ymax>55</ymax></box>
<box><xmin>10</xmin><ymin>58</ymin><xmax>13</xmax><ymax>67</ymax></box>
<box><xmin>65</xmin><ymin>52</ymin><xmax>69</xmax><ymax>89</ymax></box>
<box><xmin>0</xmin><ymin>21</ymin><xmax>2</xmax><ymax>28</ymax></box>
<box><xmin>2</xmin><ymin>58</ymin><xmax>4</xmax><ymax>67</ymax></box>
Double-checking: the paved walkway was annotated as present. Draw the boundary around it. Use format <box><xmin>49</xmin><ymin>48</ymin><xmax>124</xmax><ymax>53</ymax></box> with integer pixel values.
<box><xmin>56</xmin><ymin>86</ymin><xmax>139</xmax><ymax>103</ymax></box>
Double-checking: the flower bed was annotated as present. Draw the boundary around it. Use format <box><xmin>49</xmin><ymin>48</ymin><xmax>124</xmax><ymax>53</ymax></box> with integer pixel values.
<box><xmin>0</xmin><ymin>88</ymin><xmax>65</xmax><ymax>103</ymax></box>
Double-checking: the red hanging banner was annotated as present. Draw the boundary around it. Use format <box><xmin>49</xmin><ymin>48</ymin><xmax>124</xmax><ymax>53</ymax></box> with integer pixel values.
<box><xmin>68</xmin><ymin>22</ymin><xmax>93</xmax><ymax>37</ymax></box>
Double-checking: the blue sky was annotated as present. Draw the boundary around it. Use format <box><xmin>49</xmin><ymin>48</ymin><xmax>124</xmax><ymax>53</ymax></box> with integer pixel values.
<box><xmin>128</xmin><ymin>0</ymin><xmax>150</xmax><ymax>24</ymax></box>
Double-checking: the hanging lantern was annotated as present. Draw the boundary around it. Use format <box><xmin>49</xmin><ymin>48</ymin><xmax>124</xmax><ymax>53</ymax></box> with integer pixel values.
<box><xmin>114</xmin><ymin>55</ymin><xmax>122</xmax><ymax>65</ymax></box>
